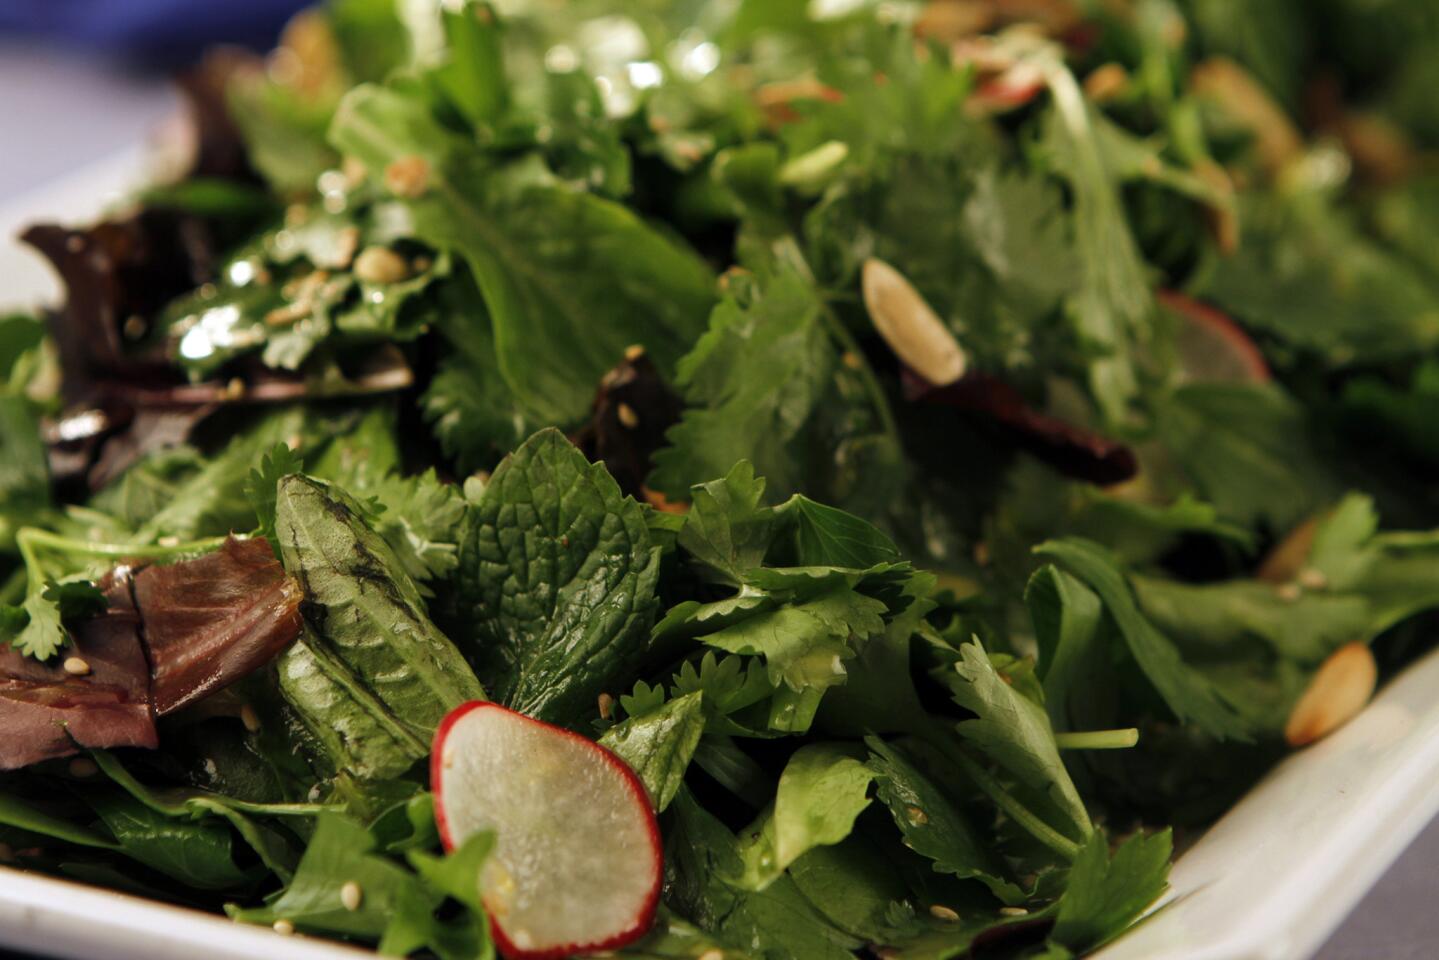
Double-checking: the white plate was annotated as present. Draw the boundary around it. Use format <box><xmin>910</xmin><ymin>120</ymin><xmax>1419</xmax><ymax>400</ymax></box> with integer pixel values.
<box><xmin>5</xmin><ymin>155</ymin><xmax>1439</xmax><ymax>960</ymax></box>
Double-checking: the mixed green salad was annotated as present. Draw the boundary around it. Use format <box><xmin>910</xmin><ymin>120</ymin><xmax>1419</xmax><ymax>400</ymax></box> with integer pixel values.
<box><xmin>6</xmin><ymin>0</ymin><xmax>1439</xmax><ymax>956</ymax></box>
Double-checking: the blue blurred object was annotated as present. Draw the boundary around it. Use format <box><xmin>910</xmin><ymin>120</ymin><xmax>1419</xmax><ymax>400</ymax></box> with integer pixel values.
<box><xmin>0</xmin><ymin>0</ymin><xmax>311</xmax><ymax>64</ymax></box>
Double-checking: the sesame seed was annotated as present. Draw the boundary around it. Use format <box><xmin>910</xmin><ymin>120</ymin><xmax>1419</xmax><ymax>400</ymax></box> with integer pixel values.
<box><xmin>929</xmin><ymin>904</ymin><xmax>960</xmax><ymax>922</ymax></box>
<box><xmin>68</xmin><ymin>757</ymin><xmax>98</xmax><ymax>778</ymax></box>
<box><xmin>241</xmin><ymin>704</ymin><xmax>262</xmax><ymax>733</ymax></box>
<box><xmin>1277</xmin><ymin>582</ymin><xmax>1302</xmax><ymax>603</ymax></box>
<box><xmin>698</xmin><ymin>951</ymin><xmax>726</xmax><ymax>960</ymax></box>
<box><xmin>340</xmin><ymin>881</ymin><xmax>363</xmax><ymax>912</ymax></box>
<box><xmin>123</xmin><ymin>315</ymin><xmax>147</xmax><ymax>340</ymax></box>
<box><xmin>158</xmin><ymin>535</ymin><xmax>181</xmax><ymax>548</ymax></box>
<box><xmin>905</xmin><ymin>805</ymin><xmax>928</xmax><ymax>826</ymax></box>
<box><xmin>616</xmin><ymin>403</ymin><xmax>640</xmax><ymax>429</ymax></box>
<box><xmin>353</xmin><ymin>246</ymin><xmax>413</xmax><ymax>285</ymax></box>
<box><xmin>1298</xmin><ymin>567</ymin><xmax>1329</xmax><ymax>591</ymax></box>
<box><xmin>307</xmin><ymin>784</ymin><xmax>323</xmax><ymax>802</ymax></box>
<box><xmin>842</xmin><ymin>351</ymin><xmax>863</xmax><ymax>370</ymax></box>
<box><xmin>63</xmin><ymin>657</ymin><xmax>91</xmax><ymax>677</ymax></box>
<box><xmin>443</xmin><ymin>746</ymin><xmax>455</xmax><ymax>770</ymax></box>
<box><xmin>624</xmin><ymin>344</ymin><xmax>645</xmax><ymax>361</ymax></box>
<box><xmin>272</xmin><ymin>919</ymin><xmax>295</xmax><ymax>936</ymax></box>
<box><xmin>999</xmin><ymin>906</ymin><xmax>1029</xmax><ymax>917</ymax></box>
<box><xmin>222</xmin><ymin>378</ymin><xmax>246</xmax><ymax>401</ymax></box>
<box><xmin>65</xmin><ymin>235</ymin><xmax>85</xmax><ymax>253</ymax></box>
<box><xmin>598</xmin><ymin>693</ymin><xmax>615</xmax><ymax>720</ymax></box>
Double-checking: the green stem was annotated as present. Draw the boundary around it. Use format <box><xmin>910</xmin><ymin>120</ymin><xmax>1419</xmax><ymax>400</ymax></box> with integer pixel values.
<box><xmin>818</xmin><ymin>302</ymin><xmax>901</xmax><ymax>442</ymax></box>
<box><xmin>1055</xmin><ymin>728</ymin><xmax>1140</xmax><ymax>750</ymax></box>
<box><xmin>949</xmin><ymin>750</ymin><xmax>1082</xmax><ymax>860</ymax></box>
<box><xmin>0</xmin><ymin>567</ymin><xmax>24</xmax><ymax>606</ymax></box>
<box><xmin>16</xmin><ymin>528</ymin><xmax>229</xmax><ymax>562</ymax></box>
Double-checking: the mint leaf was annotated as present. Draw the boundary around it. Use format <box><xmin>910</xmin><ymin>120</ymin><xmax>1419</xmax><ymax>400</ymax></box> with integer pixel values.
<box><xmin>1050</xmin><ymin>829</ymin><xmax>1172</xmax><ymax>953</ymax></box>
<box><xmin>1037</xmin><ymin>538</ymin><xmax>1250</xmax><ymax>740</ymax></box>
<box><xmin>459</xmin><ymin>429</ymin><xmax>662</xmax><ymax>725</ymax></box>
<box><xmin>865</xmin><ymin>736</ymin><xmax>1022</xmax><ymax>903</ymax></box>
<box><xmin>274</xmin><ymin>475</ymin><xmax>484</xmax><ymax>780</ymax></box>
<box><xmin>599</xmin><ymin>690</ymin><xmax>705</xmax><ymax>812</ymax></box>
<box><xmin>936</xmin><ymin>640</ymin><xmax>1091</xmax><ymax>843</ymax></box>
<box><xmin>246</xmin><ymin>442</ymin><xmax>304</xmax><ymax>543</ymax></box>
<box><xmin>736</xmin><ymin>744</ymin><xmax>874</xmax><ymax>890</ymax></box>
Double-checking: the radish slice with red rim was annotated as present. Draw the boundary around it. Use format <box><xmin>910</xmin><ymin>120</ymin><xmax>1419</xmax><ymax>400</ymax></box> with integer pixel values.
<box><xmin>432</xmin><ymin>701</ymin><xmax>662</xmax><ymax>960</ymax></box>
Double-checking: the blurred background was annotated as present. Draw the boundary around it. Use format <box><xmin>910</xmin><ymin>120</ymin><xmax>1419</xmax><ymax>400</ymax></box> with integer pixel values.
<box><xmin>1</xmin><ymin>2</ymin><xmax>1438</xmax><ymax>959</ymax></box>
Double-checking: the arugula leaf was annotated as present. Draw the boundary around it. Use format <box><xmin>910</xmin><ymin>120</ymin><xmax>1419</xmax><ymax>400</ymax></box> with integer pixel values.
<box><xmin>737</xmin><ymin>743</ymin><xmax>875</xmax><ymax>890</ymax></box>
<box><xmin>459</xmin><ymin>429</ymin><xmax>662</xmax><ymax>724</ymax></box>
<box><xmin>935</xmin><ymin>640</ymin><xmax>1092</xmax><ymax>843</ymax></box>
<box><xmin>598</xmin><ymin>690</ymin><xmax>705</xmax><ymax>812</ymax></box>
<box><xmin>274</xmin><ymin>475</ymin><xmax>484</xmax><ymax>780</ymax></box>
<box><xmin>1037</xmin><ymin>538</ymin><xmax>1250</xmax><ymax>740</ymax></box>
<box><xmin>1048</xmin><ymin>829</ymin><xmax>1171</xmax><ymax>953</ymax></box>
<box><xmin>87</xmin><ymin>790</ymin><xmax>257</xmax><ymax>892</ymax></box>
<box><xmin>330</xmin><ymin>83</ymin><xmax>715</xmax><ymax>424</ymax></box>
<box><xmin>245</xmin><ymin>442</ymin><xmax>304</xmax><ymax>544</ymax></box>
<box><xmin>866</xmin><ymin>736</ymin><xmax>1022</xmax><ymax>903</ymax></box>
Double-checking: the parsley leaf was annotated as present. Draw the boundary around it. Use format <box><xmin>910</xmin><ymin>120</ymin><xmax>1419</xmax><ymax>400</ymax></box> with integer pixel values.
<box><xmin>1049</xmin><ymin>829</ymin><xmax>1172</xmax><ymax>953</ymax></box>
<box><xmin>245</xmin><ymin>442</ymin><xmax>304</xmax><ymax>543</ymax></box>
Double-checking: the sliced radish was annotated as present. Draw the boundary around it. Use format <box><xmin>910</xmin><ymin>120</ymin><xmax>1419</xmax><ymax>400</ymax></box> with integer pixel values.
<box><xmin>432</xmin><ymin>702</ymin><xmax>662</xmax><ymax>960</ymax></box>
<box><xmin>1157</xmin><ymin>289</ymin><xmax>1271</xmax><ymax>385</ymax></box>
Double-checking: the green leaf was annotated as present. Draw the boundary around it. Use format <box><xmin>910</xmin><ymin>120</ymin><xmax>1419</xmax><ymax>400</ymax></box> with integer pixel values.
<box><xmin>402</xmin><ymin>832</ymin><xmax>497</xmax><ymax>960</ymax></box>
<box><xmin>648</xmin><ymin>266</ymin><xmax>833</xmax><ymax>500</ymax></box>
<box><xmin>1037</xmin><ymin>538</ymin><xmax>1250</xmax><ymax>740</ymax></box>
<box><xmin>785</xmin><ymin>495</ymin><xmax>902</xmax><ymax>569</ymax></box>
<box><xmin>229</xmin><ymin>812</ymin><xmax>438</xmax><ymax>941</ymax></box>
<box><xmin>1027</xmin><ymin>566</ymin><xmax>1105</xmax><ymax>732</ymax></box>
<box><xmin>361</xmin><ymin>469</ymin><xmax>467</xmax><ymax>590</ymax></box>
<box><xmin>599</xmin><ymin>691</ymin><xmax>706</xmax><ymax>812</ymax></box>
<box><xmin>274</xmin><ymin>475</ymin><xmax>484</xmax><ymax>780</ymax></box>
<box><xmin>935</xmin><ymin>640</ymin><xmax>1091</xmax><ymax>843</ymax></box>
<box><xmin>87</xmin><ymin>790</ymin><xmax>257</xmax><ymax>891</ymax></box>
<box><xmin>737</xmin><ymin>743</ymin><xmax>874</xmax><ymax>890</ymax></box>
<box><xmin>246</xmin><ymin>442</ymin><xmax>304</xmax><ymax>543</ymax></box>
<box><xmin>1049</xmin><ymin>829</ymin><xmax>1171</xmax><ymax>953</ymax></box>
<box><xmin>459</xmin><ymin>428</ymin><xmax>662</xmax><ymax>724</ymax></box>
<box><xmin>678</xmin><ymin>461</ymin><xmax>779</xmax><ymax>586</ymax></box>
<box><xmin>6</xmin><ymin>578</ymin><xmax>106</xmax><ymax>662</ymax></box>
<box><xmin>865</xmin><ymin>736</ymin><xmax>1022</xmax><ymax>903</ymax></box>
<box><xmin>0</xmin><ymin>789</ymin><xmax>120</xmax><ymax>851</ymax></box>
<box><xmin>0</xmin><ymin>394</ymin><xmax>50</xmax><ymax>517</ymax></box>
<box><xmin>330</xmin><ymin>83</ymin><xmax>714</xmax><ymax>424</ymax></box>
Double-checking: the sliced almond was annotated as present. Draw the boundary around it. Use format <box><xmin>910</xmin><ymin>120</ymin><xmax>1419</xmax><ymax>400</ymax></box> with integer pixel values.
<box><xmin>1284</xmin><ymin>642</ymin><xmax>1377</xmax><ymax>747</ymax></box>
<box><xmin>861</xmin><ymin>258</ymin><xmax>967</xmax><ymax>387</ymax></box>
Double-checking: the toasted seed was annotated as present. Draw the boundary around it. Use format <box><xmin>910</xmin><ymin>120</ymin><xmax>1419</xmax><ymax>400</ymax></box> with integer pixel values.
<box><xmin>68</xmin><ymin>757</ymin><xmax>98</xmax><ymax>778</ymax></box>
<box><xmin>0</xmin><ymin>843</ymin><xmax>12</xmax><ymax>862</ymax></box>
<box><xmin>240</xmin><ymin>704</ymin><xmax>262</xmax><ymax>733</ymax></box>
<box><xmin>598</xmin><ymin>692</ymin><xmax>616</xmax><ymax>720</ymax></box>
<box><xmin>1083</xmin><ymin>63</ymin><xmax>1130</xmax><ymax>103</ymax></box>
<box><xmin>698</xmin><ymin>951</ymin><xmax>725</xmax><ymax>960</ymax></box>
<box><xmin>905</xmin><ymin>805</ymin><xmax>929</xmax><ymax>826</ymax></box>
<box><xmin>340</xmin><ymin>881</ymin><xmax>363</xmax><ymax>912</ymax></box>
<box><xmin>861</xmin><ymin>258</ymin><xmax>967</xmax><ymax>386</ymax></box>
<box><xmin>272</xmin><ymin>919</ymin><xmax>295</xmax><ymax>936</ymax></box>
<box><xmin>929</xmin><ymin>904</ymin><xmax>960</xmax><ymax>922</ymax></box>
<box><xmin>624</xmin><ymin>344</ymin><xmax>646</xmax><ymax>362</ymax></box>
<box><xmin>353</xmin><ymin>246</ymin><xmax>413</xmax><ymax>285</ymax></box>
<box><xmin>384</xmin><ymin>155</ymin><xmax>430</xmax><ymax>198</ymax></box>
<box><xmin>616</xmin><ymin>403</ymin><xmax>640</xmax><ymax>429</ymax></box>
<box><xmin>63</xmin><ymin>657</ymin><xmax>91</xmax><ymax>677</ymax></box>
<box><xmin>1285</xmin><ymin>642</ymin><xmax>1378</xmax><ymax>747</ymax></box>
<box><xmin>1276</xmin><ymin>582</ymin><xmax>1302</xmax><ymax>603</ymax></box>
<box><xmin>999</xmin><ymin>906</ymin><xmax>1029</xmax><ymax>917</ymax></box>
<box><xmin>1298</xmin><ymin>567</ymin><xmax>1329</xmax><ymax>591</ymax></box>
<box><xmin>1257</xmin><ymin>516</ymin><xmax>1319</xmax><ymax>583</ymax></box>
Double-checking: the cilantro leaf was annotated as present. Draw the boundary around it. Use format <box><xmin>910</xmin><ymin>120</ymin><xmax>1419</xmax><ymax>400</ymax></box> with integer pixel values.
<box><xmin>245</xmin><ymin>442</ymin><xmax>304</xmax><ymax>543</ymax></box>
<box><xmin>1049</xmin><ymin>829</ymin><xmax>1172</xmax><ymax>953</ymax></box>
<box><xmin>459</xmin><ymin>429</ymin><xmax>662</xmax><ymax>725</ymax></box>
<box><xmin>934</xmin><ymin>640</ymin><xmax>1091</xmax><ymax>843</ymax></box>
<box><xmin>5</xmin><ymin>578</ymin><xmax>107</xmax><ymax>661</ymax></box>
<box><xmin>678</xmin><ymin>461</ymin><xmax>779</xmax><ymax>586</ymax></box>
<box><xmin>363</xmin><ymin>469</ymin><xmax>466</xmax><ymax>590</ymax></box>
<box><xmin>598</xmin><ymin>690</ymin><xmax>705</xmax><ymax>812</ymax></box>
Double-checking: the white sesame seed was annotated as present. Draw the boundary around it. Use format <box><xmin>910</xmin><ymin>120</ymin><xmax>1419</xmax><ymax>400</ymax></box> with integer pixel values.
<box><xmin>240</xmin><ymin>704</ymin><xmax>262</xmax><ymax>733</ymax></box>
<box><xmin>1277</xmin><ymin>582</ymin><xmax>1302</xmax><ymax>603</ymax></box>
<box><xmin>63</xmin><ymin>657</ymin><xmax>91</xmax><ymax>677</ymax></box>
<box><xmin>384</xmin><ymin>155</ymin><xmax>430</xmax><ymax>198</ymax></box>
<box><xmin>598</xmin><ymin>693</ymin><xmax>615</xmax><ymax>720</ymax></box>
<box><xmin>442</xmin><ymin>746</ymin><xmax>455</xmax><ymax>770</ymax></box>
<box><xmin>616</xmin><ymin>403</ymin><xmax>640</xmax><ymax>429</ymax></box>
<box><xmin>307</xmin><ymin>784</ymin><xmax>323</xmax><ymax>802</ymax></box>
<box><xmin>340</xmin><ymin>881</ymin><xmax>363</xmax><ymax>912</ymax></box>
<box><xmin>929</xmin><ymin>904</ymin><xmax>960</xmax><ymax>922</ymax></box>
<box><xmin>698</xmin><ymin>951</ymin><xmax>725</xmax><ymax>960</ymax></box>
<box><xmin>68</xmin><ymin>757</ymin><xmax>98</xmax><ymax>778</ymax></box>
<box><xmin>1298</xmin><ymin>567</ymin><xmax>1329</xmax><ymax>591</ymax></box>
<box><xmin>272</xmin><ymin>919</ymin><xmax>295</xmax><ymax>936</ymax></box>
<box><xmin>158</xmin><ymin>535</ymin><xmax>181</xmax><ymax>548</ymax></box>
<box><xmin>999</xmin><ymin>906</ymin><xmax>1029</xmax><ymax>917</ymax></box>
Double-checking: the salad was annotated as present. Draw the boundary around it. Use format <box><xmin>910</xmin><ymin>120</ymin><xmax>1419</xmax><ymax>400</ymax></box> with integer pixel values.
<box><xmin>5</xmin><ymin>0</ymin><xmax>1439</xmax><ymax>957</ymax></box>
